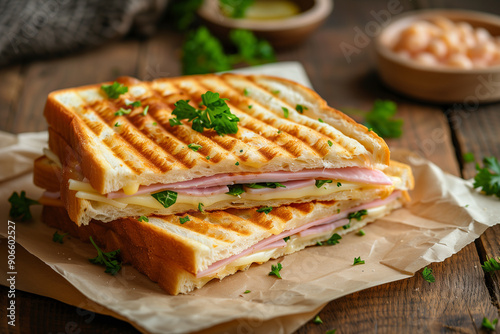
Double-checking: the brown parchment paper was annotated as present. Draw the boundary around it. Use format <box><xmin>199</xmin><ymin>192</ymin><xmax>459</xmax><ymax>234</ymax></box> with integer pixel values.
<box><xmin>1</xmin><ymin>63</ymin><xmax>499</xmax><ymax>334</ymax></box>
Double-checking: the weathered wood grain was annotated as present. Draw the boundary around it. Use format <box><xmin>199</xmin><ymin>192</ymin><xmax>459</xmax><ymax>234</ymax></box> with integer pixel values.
<box><xmin>0</xmin><ymin>65</ymin><xmax>24</xmax><ymax>133</ymax></box>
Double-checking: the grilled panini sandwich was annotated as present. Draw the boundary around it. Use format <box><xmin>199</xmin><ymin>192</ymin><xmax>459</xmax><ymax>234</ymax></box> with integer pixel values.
<box><xmin>42</xmin><ymin>74</ymin><xmax>402</xmax><ymax>226</ymax></box>
<box><xmin>37</xmin><ymin>157</ymin><xmax>412</xmax><ymax>295</ymax></box>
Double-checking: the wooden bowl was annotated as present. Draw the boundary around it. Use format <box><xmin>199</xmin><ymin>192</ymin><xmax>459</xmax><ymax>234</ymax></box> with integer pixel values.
<box><xmin>376</xmin><ymin>10</ymin><xmax>500</xmax><ymax>103</ymax></box>
<box><xmin>198</xmin><ymin>0</ymin><xmax>333</xmax><ymax>48</ymax></box>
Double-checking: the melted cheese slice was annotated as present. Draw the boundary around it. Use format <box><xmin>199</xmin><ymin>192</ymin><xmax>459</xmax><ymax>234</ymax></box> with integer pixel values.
<box><xmin>70</xmin><ymin>179</ymin><xmax>373</xmax><ymax>210</ymax></box>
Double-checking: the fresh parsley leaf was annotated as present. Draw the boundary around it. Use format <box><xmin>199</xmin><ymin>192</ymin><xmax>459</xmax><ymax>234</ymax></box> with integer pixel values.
<box><xmin>337</xmin><ymin>182</ymin><xmax>342</xmax><ymax>187</ymax></box>
<box><xmin>188</xmin><ymin>143</ymin><xmax>202</xmax><ymax>152</ymax></box>
<box><xmin>114</xmin><ymin>107</ymin><xmax>131</xmax><ymax>116</ymax></box>
<box><xmin>268</xmin><ymin>263</ymin><xmax>282</xmax><ymax>279</ymax></box>
<box><xmin>357</xmin><ymin>229</ymin><xmax>366</xmax><ymax>236</ymax></box>
<box><xmin>220</xmin><ymin>0</ymin><xmax>254</xmax><ymax>18</ymax></box>
<box><xmin>473</xmin><ymin>156</ymin><xmax>500</xmax><ymax>198</ymax></box>
<box><xmin>197</xmin><ymin>203</ymin><xmax>204</xmax><ymax>212</ymax></box>
<box><xmin>463</xmin><ymin>152</ymin><xmax>475</xmax><ymax>163</ymax></box>
<box><xmin>114</xmin><ymin>122</ymin><xmax>120</xmax><ymax>127</ymax></box>
<box><xmin>283</xmin><ymin>236</ymin><xmax>290</xmax><ymax>242</ymax></box>
<box><xmin>88</xmin><ymin>236</ymin><xmax>122</xmax><ymax>275</ymax></box>
<box><xmin>482</xmin><ymin>317</ymin><xmax>498</xmax><ymax>331</ymax></box>
<box><xmin>179</xmin><ymin>216</ymin><xmax>190</xmax><ymax>224</ymax></box>
<box><xmin>316</xmin><ymin>241</ymin><xmax>323</xmax><ymax>246</ymax></box>
<box><xmin>282</xmin><ymin>107</ymin><xmax>289</xmax><ymax>118</ymax></box>
<box><xmin>182</xmin><ymin>27</ymin><xmax>232</xmax><ymax>75</ymax></box>
<box><xmin>243</xmin><ymin>88</ymin><xmax>249</xmax><ymax>96</ymax></box>
<box><xmin>342</xmin><ymin>222</ymin><xmax>351</xmax><ymax>229</ymax></box>
<box><xmin>347</xmin><ymin>209</ymin><xmax>368</xmax><ymax>222</ymax></box>
<box><xmin>172</xmin><ymin>91</ymin><xmax>240</xmax><ymax>136</ymax></box>
<box><xmin>151</xmin><ymin>190</ymin><xmax>177</xmax><ymax>208</ymax></box>
<box><xmin>152</xmin><ymin>122</ymin><xmax>157</xmax><ymax>126</ymax></box>
<box><xmin>296</xmin><ymin>104</ymin><xmax>308</xmax><ymax>114</ymax></box>
<box><xmin>271</xmin><ymin>90</ymin><xmax>280</xmax><ymax>94</ymax></box>
<box><xmin>244</xmin><ymin>289</ymin><xmax>251</xmax><ymax>294</ymax></box>
<box><xmin>315</xmin><ymin>179</ymin><xmax>332</xmax><ymax>188</ymax></box>
<box><xmin>8</xmin><ymin>191</ymin><xmax>39</xmax><ymax>221</ymax></box>
<box><xmin>226</xmin><ymin>184</ymin><xmax>245</xmax><ymax>196</ymax></box>
<box><xmin>313</xmin><ymin>315</ymin><xmax>323</xmax><ymax>324</ymax></box>
<box><xmin>101</xmin><ymin>82</ymin><xmax>128</xmax><ymax>99</ymax></box>
<box><xmin>245</xmin><ymin>182</ymin><xmax>285</xmax><ymax>189</ymax></box>
<box><xmin>327</xmin><ymin>140</ymin><xmax>333</xmax><ymax>147</ymax></box>
<box><xmin>248</xmin><ymin>105</ymin><xmax>253</xmax><ymax>109</ymax></box>
<box><xmin>256</xmin><ymin>206</ymin><xmax>273</xmax><ymax>214</ymax></box>
<box><xmin>169</xmin><ymin>118</ymin><xmax>183</xmax><ymax>126</ymax></box>
<box><xmin>326</xmin><ymin>233</ymin><xmax>341</xmax><ymax>245</ymax></box>
<box><xmin>165</xmin><ymin>0</ymin><xmax>203</xmax><ymax>31</ymax></box>
<box><xmin>235</xmin><ymin>161</ymin><xmax>240</xmax><ymax>166</ymax></box>
<box><xmin>142</xmin><ymin>105</ymin><xmax>149</xmax><ymax>116</ymax></box>
<box><xmin>206</xmin><ymin>156</ymin><xmax>211</xmax><ymax>160</ymax></box>
<box><xmin>318</xmin><ymin>118</ymin><xmax>324</xmax><ymax>123</ymax></box>
<box><xmin>230</xmin><ymin>29</ymin><xmax>276</xmax><ymax>66</ymax></box>
<box><xmin>52</xmin><ymin>231</ymin><xmax>68</xmax><ymax>244</ymax></box>
<box><xmin>422</xmin><ymin>266</ymin><xmax>435</xmax><ymax>283</ymax></box>
<box><xmin>482</xmin><ymin>257</ymin><xmax>500</xmax><ymax>273</ymax></box>
<box><xmin>353</xmin><ymin>256</ymin><xmax>365</xmax><ymax>265</ymax></box>
<box><xmin>364</xmin><ymin>100</ymin><xmax>403</xmax><ymax>138</ymax></box>
<box><xmin>138</xmin><ymin>216</ymin><xmax>149</xmax><ymax>222</ymax></box>
<box><xmin>126</xmin><ymin>100</ymin><xmax>142</xmax><ymax>108</ymax></box>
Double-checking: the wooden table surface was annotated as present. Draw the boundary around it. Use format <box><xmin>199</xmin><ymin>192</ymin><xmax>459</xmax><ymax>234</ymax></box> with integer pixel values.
<box><xmin>1</xmin><ymin>0</ymin><xmax>500</xmax><ymax>333</ymax></box>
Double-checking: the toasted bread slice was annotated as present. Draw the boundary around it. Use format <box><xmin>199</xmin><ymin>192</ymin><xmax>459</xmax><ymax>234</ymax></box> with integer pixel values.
<box><xmin>42</xmin><ymin>189</ymin><xmax>405</xmax><ymax>295</ymax></box>
<box><xmin>44</xmin><ymin>74</ymin><xmax>390</xmax><ymax>195</ymax></box>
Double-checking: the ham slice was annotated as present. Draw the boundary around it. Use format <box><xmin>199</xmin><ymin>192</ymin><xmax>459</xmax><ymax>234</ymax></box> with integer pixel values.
<box><xmin>196</xmin><ymin>191</ymin><xmax>401</xmax><ymax>278</ymax></box>
<box><xmin>107</xmin><ymin>167</ymin><xmax>392</xmax><ymax>198</ymax></box>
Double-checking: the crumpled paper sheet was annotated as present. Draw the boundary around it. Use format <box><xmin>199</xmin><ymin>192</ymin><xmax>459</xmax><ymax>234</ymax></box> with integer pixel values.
<box><xmin>1</xmin><ymin>63</ymin><xmax>499</xmax><ymax>334</ymax></box>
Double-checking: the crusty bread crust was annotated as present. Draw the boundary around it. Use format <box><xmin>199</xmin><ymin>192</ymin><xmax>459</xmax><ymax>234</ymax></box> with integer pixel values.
<box><xmin>44</xmin><ymin>74</ymin><xmax>390</xmax><ymax>194</ymax></box>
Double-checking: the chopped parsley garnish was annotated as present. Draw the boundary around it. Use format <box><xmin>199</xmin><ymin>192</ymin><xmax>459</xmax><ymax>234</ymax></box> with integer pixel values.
<box><xmin>316</xmin><ymin>241</ymin><xmax>323</xmax><ymax>246</ymax></box>
<box><xmin>114</xmin><ymin>108</ymin><xmax>131</xmax><ymax>116</ymax></box>
<box><xmin>114</xmin><ymin>122</ymin><xmax>120</xmax><ymax>127</ymax></box>
<box><xmin>326</xmin><ymin>233</ymin><xmax>342</xmax><ymax>245</ymax></box>
<box><xmin>220</xmin><ymin>0</ymin><xmax>254</xmax><ymax>18</ymax></box>
<box><xmin>206</xmin><ymin>156</ymin><xmax>210</xmax><ymax>160</ymax></box>
<box><xmin>283</xmin><ymin>236</ymin><xmax>290</xmax><ymax>242</ymax></box>
<box><xmin>169</xmin><ymin>117</ymin><xmax>183</xmax><ymax>126</ymax></box>
<box><xmin>245</xmin><ymin>182</ymin><xmax>285</xmax><ymax>189</ymax></box>
<box><xmin>198</xmin><ymin>202</ymin><xmax>204</xmax><ymax>212</ymax></box>
<box><xmin>268</xmin><ymin>263</ymin><xmax>282</xmax><ymax>279</ymax></box>
<box><xmin>138</xmin><ymin>216</ymin><xmax>149</xmax><ymax>222</ymax></box>
<box><xmin>271</xmin><ymin>90</ymin><xmax>280</xmax><ymax>95</ymax></box>
<box><xmin>482</xmin><ymin>257</ymin><xmax>500</xmax><ymax>273</ymax></box>
<box><xmin>142</xmin><ymin>105</ymin><xmax>149</xmax><ymax>116</ymax></box>
<box><xmin>327</xmin><ymin>140</ymin><xmax>333</xmax><ymax>147</ymax></box>
<box><xmin>342</xmin><ymin>222</ymin><xmax>351</xmax><ymax>229</ymax></box>
<box><xmin>244</xmin><ymin>289</ymin><xmax>251</xmax><ymax>294</ymax></box>
<box><xmin>226</xmin><ymin>184</ymin><xmax>245</xmax><ymax>196</ymax></box>
<box><xmin>248</xmin><ymin>105</ymin><xmax>253</xmax><ymax>109</ymax></box>
<box><xmin>152</xmin><ymin>122</ymin><xmax>157</xmax><ymax>126</ymax></box>
<box><xmin>318</xmin><ymin>118</ymin><xmax>324</xmax><ymax>123</ymax></box>
<box><xmin>256</xmin><ymin>206</ymin><xmax>273</xmax><ymax>214</ymax></box>
<box><xmin>364</xmin><ymin>100</ymin><xmax>403</xmax><ymax>138</ymax></box>
<box><xmin>282</xmin><ymin>107</ymin><xmax>289</xmax><ymax>118</ymax></box>
<box><xmin>179</xmin><ymin>216</ymin><xmax>190</xmax><ymax>224</ymax></box>
<box><xmin>337</xmin><ymin>182</ymin><xmax>342</xmax><ymax>187</ymax></box>
<box><xmin>463</xmin><ymin>152</ymin><xmax>475</xmax><ymax>163</ymax></box>
<box><xmin>126</xmin><ymin>100</ymin><xmax>141</xmax><ymax>107</ymax></box>
<box><xmin>353</xmin><ymin>257</ymin><xmax>365</xmax><ymax>265</ymax></box>
<box><xmin>313</xmin><ymin>315</ymin><xmax>323</xmax><ymax>324</ymax></box>
<box><xmin>235</xmin><ymin>161</ymin><xmax>240</xmax><ymax>166</ymax></box>
<box><xmin>315</xmin><ymin>179</ymin><xmax>332</xmax><ymax>188</ymax></box>
<box><xmin>422</xmin><ymin>266</ymin><xmax>435</xmax><ymax>283</ymax></box>
<box><xmin>482</xmin><ymin>317</ymin><xmax>498</xmax><ymax>331</ymax></box>
<box><xmin>357</xmin><ymin>229</ymin><xmax>366</xmax><ymax>236</ymax></box>
<box><xmin>151</xmin><ymin>190</ymin><xmax>177</xmax><ymax>208</ymax></box>
<box><xmin>170</xmin><ymin>91</ymin><xmax>239</xmax><ymax>136</ymax></box>
<box><xmin>88</xmin><ymin>236</ymin><xmax>122</xmax><ymax>275</ymax></box>
<box><xmin>347</xmin><ymin>209</ymin><xmax>368</xmax><ymax>222</ymax></box>
<box><xmin>8</xmin><ymin>191</ymin><xmax>39</xmax><ymax>221</ymax></box>
<box><xmin>101</xmin><ymin>81</ymin><xmax>128</xmax><ymax>99</ymax></box>
<box><xmin>188</xmin><ymin>143</ymin><xmax>202</xmax><ymax>152</ymax></box>
<box><xmin>473</xmin><ymin>156</ymin><xmax>500</xmax><ymax>198</ymax></box>
<box><xmin>243</xmin><ymin>88</ymin><xmax>249</xmax><ymax>96</ymax></box>
<box><xmin>52</xmin><ymin>231</ymin><xmax>68</xmax><ymax>244</ymax></box>
<box><xmin>295</xmin><ymin>104</ymin><xmax>308</xmax><ymax>114</ymax></box>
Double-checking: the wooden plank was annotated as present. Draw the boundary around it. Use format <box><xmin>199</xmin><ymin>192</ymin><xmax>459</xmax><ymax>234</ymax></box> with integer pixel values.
<box><xmin>450</xmin><ymin>104</ymin><xmax>500</xmax><ymax>312</ymax></box>
<box><xmin>297</xmin><ymin>243</ymin><xmax>499</xmax><ymax>333</ymax></box>
<box><xmin>11</xmin><ymin>40</ymin><xmax>141</xmax><ymax>134</ymax></box>
<box><xmin>0</xmin><ymin>65</ymin><xmax>24</xmax><ymax>133</ymax></box>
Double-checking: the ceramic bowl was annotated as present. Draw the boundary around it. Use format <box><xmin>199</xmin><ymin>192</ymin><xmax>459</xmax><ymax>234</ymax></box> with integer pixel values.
<box><xmin>197</xmin><ymin>0</ymin><xmax>333</xmax><ymax>48</ymax></box>
<box><xmin>376</xmin><ymin>10</ymin><xmax>500</xmax><ymax>103</ymax></box>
